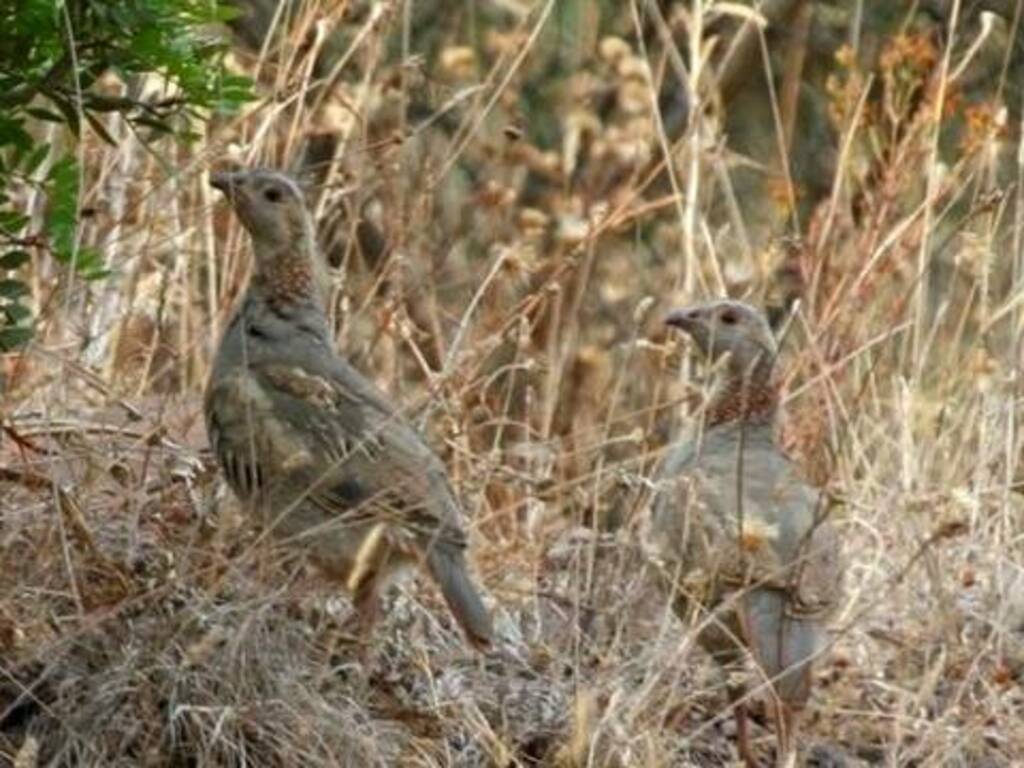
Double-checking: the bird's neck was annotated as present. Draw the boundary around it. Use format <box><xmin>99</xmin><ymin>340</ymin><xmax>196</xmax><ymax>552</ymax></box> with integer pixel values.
<box><xmin>248</xmin><ymin>238</ymin><xmax>329</xmax><ymax>314</ymax></box>
<box><xmin>706</xmin><ymin>359</ymin><xmax>778</xmax><ymax>428</ymax></box>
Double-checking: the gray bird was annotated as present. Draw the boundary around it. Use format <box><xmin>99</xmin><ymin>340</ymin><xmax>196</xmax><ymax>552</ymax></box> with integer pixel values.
<box><xmin>642</xmin><ymin>299</ymin><xmax>843</xmax><ymax>766</ymax></box>
<box><xmin>204</xmin><ymin>168</ymin><xmax>492</xmax><ymax>649</ymax></box>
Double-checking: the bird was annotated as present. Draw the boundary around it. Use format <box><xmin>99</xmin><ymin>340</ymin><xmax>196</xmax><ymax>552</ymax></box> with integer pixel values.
<box><xmin>642</xmin><ymin>299</ymin><xmax>843</xmax><ymax>766</ymax></box>
<box><xmin>204</xmin><ymin>168</ymin><xmax>492</xmax><ymax>649</ymax></box>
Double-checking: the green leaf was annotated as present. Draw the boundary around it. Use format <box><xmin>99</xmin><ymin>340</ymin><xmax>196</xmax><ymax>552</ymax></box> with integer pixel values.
<box><xmin>0</xmin><ymin>115</ymin><xmax>31</xmax><ymax>152</ymax></box>
<box><xmin>0</xmin><ymin>250</ymin><xmax>30</xmax><ymax>269</ymax></box>
<box><xmin>0</xmin><ymin>279</ymin><xmax>29</xmax><ymax>298</ymax></box>
<box><xmin>0</xmin><ymin>325</ymin><xmax>33</xmax><ymax>351</ymax></box>
<box><xmin>47</xmin><ymin>94</ymin><xmax>81</xmax><ymax>138</ymax></box>
<box><xmin>20</xmin><ymin>142</ymin><xmax>50</xmax><ymax>177</ymax></box>
<box><xmin>84</xmin><ymin>111</ymin><xmax>118</xmax><ymax>146</ymax></box>
<box><xmin>3</xmin><ymin>303</ymin><xmax>32</xmax><ymax>322</ymax></box>
<box><xmin>46</xmin><ymin>155</ymin><xmax>79</xmax><ymax>260</ymax></box>
<box><xmin>0</xmin><ymin>210</ymin><xmax>29</xmax><ymax>233</ymax></box>
<box><xmin>209</xmin><ymin>2</ymin><xmax>243</xmax><ymax>22</ymax></box>
<box><xmin>25</xmin><ymin>106</ymin><xmax>66</xmax><ymax>123</ymax></box>
<box><xmin>132</xmin><ymin>115</ymin><xmax>174</xmax><ymax>133</ymax></box>
<box><xmin>74</xmin><ymin>246</ymin><xmax>108</xmax><ymax>279</ymax></box>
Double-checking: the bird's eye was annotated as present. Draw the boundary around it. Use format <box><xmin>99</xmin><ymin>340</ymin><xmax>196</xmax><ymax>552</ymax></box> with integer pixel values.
<box><xmin>720</xmin><ymin>310</ymin><xmax>739</xmax><ymax>325</ymax></box>
<box><xmin>263</xmin><ymin>187</ymin><xmax>283</xmax><ymax>203</ymax></box>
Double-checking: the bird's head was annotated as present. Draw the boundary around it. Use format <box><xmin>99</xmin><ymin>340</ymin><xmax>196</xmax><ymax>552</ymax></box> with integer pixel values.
<box><xmin>211</xmin><ymin>169</ymin><xmax>311</xmax><ymax>250</ymax></box>
<box><xmin>665</xmin><ymin>299</ymin><xmax>777</xmax><ymax>376</ymax></box>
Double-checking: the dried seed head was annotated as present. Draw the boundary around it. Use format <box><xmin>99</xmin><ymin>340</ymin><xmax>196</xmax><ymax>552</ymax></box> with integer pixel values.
<box><xmin>599</xmin><ymin>36</ymin><xmax>632</xmax><ymax>65</ymax></box>
<box><xmin>439</xmin><ymin>46</ymin><xmax>477</xmax><ymax>79</ymax></box>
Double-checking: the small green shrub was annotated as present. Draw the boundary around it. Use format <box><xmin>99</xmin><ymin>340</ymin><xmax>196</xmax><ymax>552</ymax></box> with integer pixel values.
<box><xmin>0</xmin><ymin>0</ymin><xmax>252</xmax><ymax>352</ymax></box>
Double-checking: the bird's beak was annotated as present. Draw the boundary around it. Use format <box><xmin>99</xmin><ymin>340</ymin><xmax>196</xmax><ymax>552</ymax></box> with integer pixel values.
<box><xmin>665</xmin><ymin>307</ymin><xmax>701</xmax><ymax>332</ymax></box>
<box><xmin>210</xmin><ymin>171</ymin><xmax>239</xmax><ymax>196</ymax></box>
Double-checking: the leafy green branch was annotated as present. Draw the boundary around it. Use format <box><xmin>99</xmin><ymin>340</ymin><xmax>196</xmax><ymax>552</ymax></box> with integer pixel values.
<box><xmin>0</xmin><ymin>0</ymin><xmax>253</xmax><ymax>353</ymax></box>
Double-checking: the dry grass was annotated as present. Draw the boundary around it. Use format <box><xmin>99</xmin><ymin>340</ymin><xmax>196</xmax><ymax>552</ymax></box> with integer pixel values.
<box><xmin>2</xmin><ymin>1</ymin><xmax>1024</xmax><ymax>765</ymax></box>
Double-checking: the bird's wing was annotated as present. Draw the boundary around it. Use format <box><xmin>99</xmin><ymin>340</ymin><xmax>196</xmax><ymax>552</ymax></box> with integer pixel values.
<box><xmin>648</xmin><ymin>427</ymin><xmax>840</xmax><ymax>603</ymax></box>
<box><xmin>788</xmin><ymin>505</ymin><xmax>844</xmax><ymax>619</ymax></box>
<box><xmin>729</xmin><ymin>454</ymin><xmax>843</xmax><ymax>621</ymax></box>
<box><xmin>252</xmin><ymin>357</ymin><xmax>469</xmax><ymax>550</ymax></box>
<box><xmin>205</xmin><ymin>368</ymin><xmax>287</xmax><ymax>504</ymax></box>
<box><xmin>644</xmin><ymin>436</ymin><xmax>743</xmax><ymax>598</ymax></box>
<box><xmin>644</xmin><ymin>438</ymin><xmax>696</xmax><ymax>558</ymax></box>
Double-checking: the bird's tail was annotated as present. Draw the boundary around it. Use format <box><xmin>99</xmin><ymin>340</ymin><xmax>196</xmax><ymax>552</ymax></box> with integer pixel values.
<box><xmin>425</xmin><ymin>547</ymin><xmax>493</xmax><ymax>649</ymax></box>
<box><xmin>742</xmin><ymin>589</ymin><xmax>822</xmax><ymax>708</ymax></box>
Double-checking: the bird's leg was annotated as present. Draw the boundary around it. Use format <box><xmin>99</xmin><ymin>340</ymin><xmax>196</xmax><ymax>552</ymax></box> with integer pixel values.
<box><xmin>773</xmin><ymin>700</ymin><xmax>798</xmax><ymax>768</ymax></box>
<box><xmin>727</xmin><ymin>610</ymin><xmax>761</xmax><ymax>767</ymax></box>
<box><xmin>343</xmin><ymin>532</ymin><xmax>393</xmax><ymax>652</ymax></box>
<box><xmin>352</xmin><ymin>573</ymin><xmax>381</xmax><ymax>640</ymax></box>
<box><xmin>736</xmin><ymin>702</ymin><xmax>759</xmax><ymax>768</ymax></box>
<box><xmin>329</xmin><ymin>571</ymin><xmax>380</xmax><ymax>664</ymax></box>
<box><xmin>728</xmin><ymin>684</ymin><xmax>759</xmax><ymax>768</ymax></box>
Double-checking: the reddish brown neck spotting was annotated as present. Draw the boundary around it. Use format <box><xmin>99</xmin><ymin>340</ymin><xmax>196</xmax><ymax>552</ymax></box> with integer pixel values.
<box><xmin>253</xmin><ymin>248</ymin><xmax>321</xmax><ymax>310</ymax></box>
<box><xmin>706</xmin><ymin>363</ymin><xmax>779</xmax><ymax>428</ymax></box>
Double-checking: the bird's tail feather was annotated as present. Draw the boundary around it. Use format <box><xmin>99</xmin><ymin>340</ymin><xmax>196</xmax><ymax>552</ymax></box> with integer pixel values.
<box><xmin>742</xmin><ymin>589</ymin><xmax>821</xmax><ymax>707</ymax></box>
<box><xmin>425</xmin><ymin>547</ymin><xmax>493</xmax><ymax>649</ymax></box>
